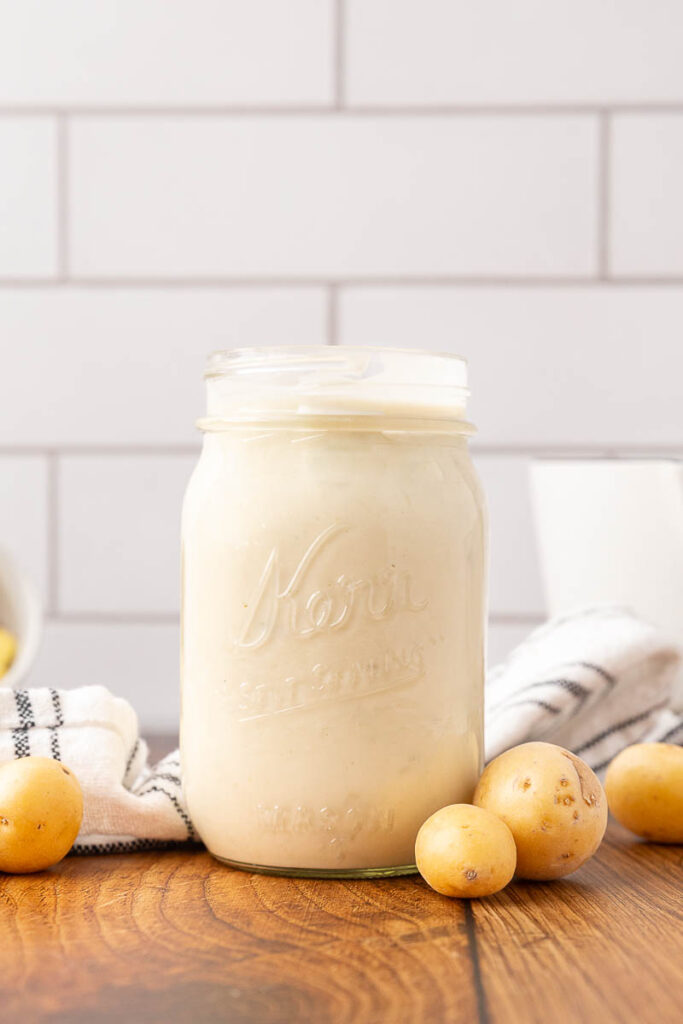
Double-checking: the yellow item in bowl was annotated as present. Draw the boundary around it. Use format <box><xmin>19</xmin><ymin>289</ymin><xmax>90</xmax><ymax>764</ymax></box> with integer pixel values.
<box><xmin>0</xmin><ymin>627</ymin><xmax>17</xmax><ymax>679</ymax></box>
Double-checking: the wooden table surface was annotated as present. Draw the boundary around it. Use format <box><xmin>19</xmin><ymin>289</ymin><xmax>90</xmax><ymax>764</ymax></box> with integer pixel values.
<box><xmin>1</xmin><ymin>744</ymin><xmax>681</xmax><ymax>1024</ymax></box>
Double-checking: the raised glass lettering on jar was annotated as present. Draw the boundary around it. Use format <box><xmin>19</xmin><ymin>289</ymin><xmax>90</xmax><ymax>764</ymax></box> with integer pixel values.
<box><xmin>180</xmin><ymin>347</ymin><xmax>486</xmax><ymax>876</ymax></box>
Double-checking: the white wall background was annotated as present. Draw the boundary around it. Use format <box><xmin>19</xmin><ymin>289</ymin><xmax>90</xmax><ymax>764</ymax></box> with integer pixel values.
<box><xmin>1</xmin><ymin>1</ymin><xmax>683</xmax><ymax>731</ymax></box>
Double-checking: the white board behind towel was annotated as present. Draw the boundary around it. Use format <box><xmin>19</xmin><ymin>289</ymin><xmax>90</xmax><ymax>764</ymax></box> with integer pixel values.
<box><xmin>486</xmin><ymin>607</ymin><xmax>682</xmax><ymax>771</ymax></box>
<box><xmin>531</xmin><ymin>458</ymin><xmax>683</xmax><ymax>708</ymax></box>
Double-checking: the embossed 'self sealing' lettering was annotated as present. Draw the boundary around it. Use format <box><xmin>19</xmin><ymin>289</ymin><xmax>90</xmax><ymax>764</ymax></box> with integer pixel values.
<box><xmin>236</xmin><ymin>523</ymin><xmax>429</xmax><ymax>650</ymax></box>
<box><xmin>237</xmin><ymin>643</ymin><xmax>425</xmax><ymax>721</ymax></box>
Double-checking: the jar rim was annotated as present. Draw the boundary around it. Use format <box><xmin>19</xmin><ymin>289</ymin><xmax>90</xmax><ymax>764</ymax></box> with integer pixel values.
<box><xmin>203</xmin><ymin>345</ymin><xmax>470</xmax><ymax>424</ymax></box>
<box><xmin>206</xmin><ymin>345</ymin><xmax>467</xmax><ymax>377</ymax></box>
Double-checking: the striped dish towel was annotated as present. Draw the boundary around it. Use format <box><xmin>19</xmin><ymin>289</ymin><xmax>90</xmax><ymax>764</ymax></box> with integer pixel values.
<box><xmin>0</xmin><ymin>607</ymin><xmax>680</xmax><ymax>852</ymax></box>
<box><xmin>486</xmin><ymin>606</ymin><xmax>682</xmax><ymax>772</ymax></box>
<box><xmin>0</xmin><ymin>686</ymin><xmax>194</xmax><ymax>853</ymax></box>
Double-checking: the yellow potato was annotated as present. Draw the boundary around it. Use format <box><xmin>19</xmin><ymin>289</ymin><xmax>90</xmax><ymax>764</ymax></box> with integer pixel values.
<box><xmin>0</xmin><ymin>757</ymin><xmax>83</xmax><ymax>873</ymax></box>
<box><xmin>0</xmin><ymin>627</ymin><xmax>17</xmax><ymax>679</ymax></box>
<box><xmin>473</xmin><ymin>742</ymin><xmax>607</xmax><ymax>880</ymax></box>
<box><xmin>605</xmin><ymin>742</ymin><xmax>683</xmax><ymax>844</ymax></box>
<box><xmin>415</xmin><ymin>803</ymin><xmax>517</xmax><ymax>898</ymax></box>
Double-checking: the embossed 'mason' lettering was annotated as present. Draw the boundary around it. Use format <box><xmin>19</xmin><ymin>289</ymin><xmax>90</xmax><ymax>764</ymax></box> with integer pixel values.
<box><xmin>236</xmin><ymin>523</ymin><xmax>428</xmax><ymax>649</ymax></box>
<box><xmin>256</xmin><ymin>801</ymin><xmax>395</xmax><ymax>842</ymax></box>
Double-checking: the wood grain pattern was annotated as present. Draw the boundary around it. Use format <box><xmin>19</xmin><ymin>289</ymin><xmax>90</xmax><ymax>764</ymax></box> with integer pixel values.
<box><xmin>0</xmin><ymin>736</ymin><xmax>679</xmax><ymax>1023</ymax></box>
<box><xmin>471</xmin><ymin>822</ymin><xmax>683</xmax><ymax>1024</ymax></box>
<box><xmin>0</xmin><ymin>851</ymin><xmax>480</xmax><ymax>1023</ymax></box>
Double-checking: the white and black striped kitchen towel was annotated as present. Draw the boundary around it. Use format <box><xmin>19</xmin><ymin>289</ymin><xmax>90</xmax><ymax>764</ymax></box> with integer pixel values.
<box><xmin>0</xmin><ymin>606</ymin><xmax>680</xmax><ymax>852</ymax></box>
<box><xmin>0</xmin><ymin>686</ymin><xmax>195</xmax><ymax>853</ymax></box>
<box><xmin>486</xmin><ymin>606</ymin><xmax>682</xmax><ymax>772</ymax></box>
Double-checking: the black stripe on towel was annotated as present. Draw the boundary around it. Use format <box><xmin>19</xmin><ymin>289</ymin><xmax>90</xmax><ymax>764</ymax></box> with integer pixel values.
<box><xmin>140</xmin><ymin>785</ymin><xmax>196</xmax><ymax>840</ymax></box>
<box><xmin>12</xmin><ymin>690</ymin><xmax>34</xmax><ymax>759</ymax></box>
<box><xmin>659</xmin><ymin>721</ymin><xmax>683</xmax><ymax>744</ymax></box>
<box><xmin>11</xmin><ymin>729</ymin><xmax>29</xmax><ymax>759</ymax></box>
<box><xmin>125</xmin><ymin>738</ymin><xmax>140</xmax><ymax>777</ymax></box>
<box><xmin>144</xmin><ymin>771</ymin><xmax>182</xmax><ymax>786</ymax></box>
<box><xmin>72</xmin><ymin>838</ymin><xmax>197</xmax><ymax>856</ymax></box>
<box><xmin>573</xmin><ymin>661</ymin><xmax>617</xmax><ymax>686</ymax></box>
<box><xmin>49</xmin><ymin>728</ymin><xmax>61</xmax><ymax>761</ymax></box>
<box><xmin>590</xmin><ymin>753</ymin><xmax>616</xmax><ymax>772</ymax></box>
<box><xmin>488</xmin><ymin>677</ymin><xmax>593</xmax><ymax>718</ymax></box>
<box><xmin>49</xmin><ymin>689</ymin><xmax>63</xmax><ymax>761</ymax></box>
<box><xmin>50</xmin><ymin>688</ymin><xmax>64</xmax><ymax>726</ymax></box>
<box><xmin>14</xmin><ymin>690</ymin><xmax>35</xmax><ymax>729</ymax></box>
<box><xmin>510</xmin><ymin>677</ymin><xmax>590</xmax><ymax>702</ymax></box>
<box><xmin>492</xmin><ymin>698</ymin><xmax>562</xmax><ymax>716</ymax></box>
<box><xmin>575</xmin><ymin>701</ymin><xmax>670</xmax><ymax>756</ymax></box>
<box><xmin>540</xmin><ymin>678</ymin><xmax>590</xmax><ymax>699</ymax></box>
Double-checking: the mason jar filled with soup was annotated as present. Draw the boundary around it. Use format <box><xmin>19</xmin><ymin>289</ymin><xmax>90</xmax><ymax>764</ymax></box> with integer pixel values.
<box><xmin>180</xmin><ymin>346</ymin><xmax>486</xmax><ymax>877</ymax></box>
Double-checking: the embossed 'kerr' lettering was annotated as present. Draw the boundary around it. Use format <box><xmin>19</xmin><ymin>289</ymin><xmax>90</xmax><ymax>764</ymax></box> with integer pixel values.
<box><xmin>236</xmin><ymin>523</ymin><xmax>428</xmax><ymax>650</ymax></box>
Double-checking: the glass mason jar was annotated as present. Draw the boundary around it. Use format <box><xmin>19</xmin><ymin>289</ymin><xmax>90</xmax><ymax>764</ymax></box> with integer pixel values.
<box><xmin>181</xmin><ymin>347</ymin><xmax>486</xmax><ymax>877</ymax></box>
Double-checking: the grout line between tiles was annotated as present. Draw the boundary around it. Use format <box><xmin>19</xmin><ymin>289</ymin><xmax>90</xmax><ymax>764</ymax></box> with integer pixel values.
<box><xmin>0</xmin><ymin>445</ymin><xmax>199</xmax><ymax>456</ymax></box>
<box><xmin>56</xmin><ymin>114</ymin><xmax>69</xmax><ymax>280</ymax></box>
<box><xmin>598</xmin><ymin>112</ymin><xmax>611</xmax><ymax>280</ymax></box>
<box><xmin>3</xmin><ymin>276</ymin><xmax>683</xmax><ymax>290</ymax></box>
<box><xmin>334</xmin><ymin>0</ymin><xmax>346</xmax><ymax>109</ymax></box>
<box><xmin>471</xmin><ymin>444</ymin><xmax>683</xmax><ymax>456</ymax></box>
<box><xmin>49</xmin><ymin>612</ymin><xmax>180</xmax><ymax>625</ymax></box>
<box><xmin>2</xmin><ymin>444</ymin><xmax>682</xmax><ymax>458</ymax></box>
<box><xmin>59</xmin><ymin>444</ymin><xmax>200</xmax><ymax>456</ymax></box>
<box><xmin>2</xmin><ymin>104</ymin><xmax>683</xmax><ymax>117</ymax></box>
<box><xmin>489</xmin><ymin>613</ymin><xmax>544</xmax><ymax>627</ymax></box>
<box><xmin>326</xmin><ymin>284</ymin><xmax>339</xmax><ymax>344</ymax></box>
<box><xmin>0</xmin><ymin>277</ymin><xmax>327</xmax><ymax>289</ymax></box>
<box><xmin>46</xmin><ymin>451</ymin><xmax>59</xmax><ymax>617</ymax></box>
<box><xmin>44</xmin><ymin>611</ymin><xmax>538</xmax><ymax>627</ymax></box>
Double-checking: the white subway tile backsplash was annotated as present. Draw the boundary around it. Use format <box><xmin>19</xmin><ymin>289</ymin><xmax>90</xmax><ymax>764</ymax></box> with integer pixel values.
<box><xmin>55</xmin><ymin>450</ymin><xmax>542</xmax><ymax>620</ymax></box>
<box><xmin>474</xmin><ymin>456</ymin><xmax>544</xmax><ymax>618</ymax></box>
<box><xmin>0</xmin><ymin>288</ymin><xmax>326</xmax><ymax>446</ymax></box>
<box><xmin>1</xmin><ymin>2</ymin><xmax>680</xmax><ymax>732</ymax></box>
<box><xmin>0</xmin><ymin>1</ymin><xmax>333</xmax><ymax>107</ymax></box>
<box><xmin>339</xmin><ymin>287</ymin><xmax>683</xmax><ymax>447</ymax></box>
<box><xmin>347</xmin><ymin>0</ymin><xmax>683</xmax><ymax>105</ymax></box>
<box><xmin>69</xmin><ymin>116</ymin><xmax>598</xmax><ymax>278</ymax></box>
<box><xmin>0</xmin><ymin>456</ymin><xmax>48</xmax><ymax>601</ymax></box>
<box><xmin>0</xmin><ymin>118</ymin><xmax>56</xmax><ymax>277</ymax></box>
<box><xmin>59</xmin><ymin>455</ymin><xmax>194</xmax><ymax>615</ymax></box>
<box><xmin>29</xmin><ymin>621</ymin><xmax>180</xmax><ymax>733</ymax></box>
<box><xmin>611</xmin><ymin>115</ymin><xmax>683</xmax><ymax>276</ymax></box>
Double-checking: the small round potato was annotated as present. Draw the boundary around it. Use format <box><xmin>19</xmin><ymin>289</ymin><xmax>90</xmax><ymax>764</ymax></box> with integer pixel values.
<box><xmin>473</xmin><ymin>742</ymin><xmax>607</xmax><ymax>880</ymax></box>
<box><xmin>0</xmin><ymin>757</ymin><xmax>83</xmax><ymax>873</ymax></box>
<box><xmin>415</xmin><ymin>803</ymin><xmax>517</xmax><ymax>898</ymax></box>
<box><xmin>605</xmin><ymin>742</ymin><xmax>683</xmax><ymax>843</ymax></box>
